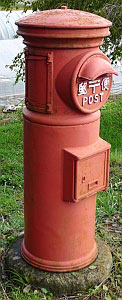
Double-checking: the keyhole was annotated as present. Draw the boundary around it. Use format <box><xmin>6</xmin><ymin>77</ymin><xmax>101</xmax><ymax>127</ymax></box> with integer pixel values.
<box><xmin>82</xmin><ymin>176</ymin><xmax>86</xmax><ymax>183</ymax></box>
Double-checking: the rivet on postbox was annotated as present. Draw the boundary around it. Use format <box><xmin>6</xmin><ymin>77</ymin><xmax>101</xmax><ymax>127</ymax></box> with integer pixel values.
<box><xmin>16</xmin><ymin>8</ymin><xmax>118</xmax><ymax>272</ymax></box>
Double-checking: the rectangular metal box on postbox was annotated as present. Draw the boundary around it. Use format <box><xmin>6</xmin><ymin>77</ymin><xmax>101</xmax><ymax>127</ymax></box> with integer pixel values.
<box><xmin>63</xmin><ymin>138</ymin><xmax>111</xmax><ymax>203</ymax></box>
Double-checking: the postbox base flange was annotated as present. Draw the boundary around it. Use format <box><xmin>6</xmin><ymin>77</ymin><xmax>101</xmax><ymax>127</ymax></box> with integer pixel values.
<box><xmin>5</xmin><ymin>236</ymin><xmax>112</xmax><ymax>296</ymax></box>
<box><xmin>21</xmin><ymin>239</ymin><xmax>98</xmax><ymax>272</ymax></box>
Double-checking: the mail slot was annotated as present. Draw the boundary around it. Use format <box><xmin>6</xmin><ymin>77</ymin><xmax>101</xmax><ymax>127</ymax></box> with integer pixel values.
<box><xmin>16</xmin><ymin>7</ymin><xmax>118</xmax><ymax>272</ymax></box>
<box><xmin>71</xmin><ymin>52</ymin><xmax>117</xmax><ymax>113</ymax></box>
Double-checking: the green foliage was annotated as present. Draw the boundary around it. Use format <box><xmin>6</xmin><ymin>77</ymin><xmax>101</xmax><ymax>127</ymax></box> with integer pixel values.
<box><xmin>98</xmin><ymin>2</ymin><xmax>122</xmax><ymax>63</ymax></box>
<box><xmin>0</xmin><ymin>114</ymin><xmax>24</xmax><ymax>252</ymax></box>
<box><xmin>97</xmin><ymin>97</ymin><xmax>122</xmax><ymax>220</ymax></box>
<box><xmin>0</xmin><ymin>0</ymin><xmax>31</xmax><ymax>11</ymax></box>
<box><xmin>7</xmin><ymin>50</ymin><xmax>25</xmax><ymax>84</ymax></box>
<box><xmin>100</xmin><ymin>97</ymin><xmax>122</xmax><ymax>151</ymax></box>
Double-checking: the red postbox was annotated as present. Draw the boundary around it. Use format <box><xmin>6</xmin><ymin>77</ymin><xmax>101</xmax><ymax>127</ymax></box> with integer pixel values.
<box><xmin>16</xmin><ymin>7</ymin><xmax>117</xmax><ymax>272</ymax></box>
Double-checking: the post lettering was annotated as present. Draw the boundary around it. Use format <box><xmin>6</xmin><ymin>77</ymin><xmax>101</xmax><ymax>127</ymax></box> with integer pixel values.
<box><xmin>88</xmin><ymin>95</ymin><xmax>93</xmax><ymax>105</ymax></box>
<box><xmin>78</xmin><ymin>77</ymin><xmax>109</xmax><ymax>108</ymax></box>
<box><xmin>101</xmin><ymin>78</ymin><xmax>109</xmax><ymax>91</ymax></box>
<box><xmin>78</xmin><ymin>82</ymin><xmax>87</xmax><ymax>96</ymax></box>
<box><xmin>82</xmin><ymin>97</ymin><xmax>88</xmax><ymax>106</ymax></box>
<box><xmin>88</xmin><ymin>80</ymin><xmax>100</xmax><ymax>94</ymax></box>
<box><xmin>94</xmin><ymin>94</ymin><xmax>98</xmax><ymax>103</ymax></box>
<box><xmin>100</xmin><ymin>92</ymin><xmax>104</xmax><ymax>102</ymax></box>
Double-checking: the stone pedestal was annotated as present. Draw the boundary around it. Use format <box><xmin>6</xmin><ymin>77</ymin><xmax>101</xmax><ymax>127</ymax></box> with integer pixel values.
<box><xmin>5</xmin><ymin>236</ymin><xmax>112</xmax><ymax>296</ymax></box>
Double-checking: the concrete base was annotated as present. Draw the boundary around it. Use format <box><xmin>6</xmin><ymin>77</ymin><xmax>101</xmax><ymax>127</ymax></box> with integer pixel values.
<box><xmin>5</xmin><ymin>237</ymin><xmax>112</xmax><ymax>296</ymax></box>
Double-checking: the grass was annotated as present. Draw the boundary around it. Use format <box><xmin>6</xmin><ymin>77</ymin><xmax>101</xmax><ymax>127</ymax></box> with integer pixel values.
<box><xmin>96</xmin><ymin>96</ymin><xmax>122</xmax><ymax>220</ymax></box>
<box><xmin>0</xmin><ymin>96</ymin><xmax>122</xmax><ymax>299</ymax></box>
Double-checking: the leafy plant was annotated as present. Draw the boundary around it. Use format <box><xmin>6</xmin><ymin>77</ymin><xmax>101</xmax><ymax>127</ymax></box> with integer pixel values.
<box><xmin>6</xmin><ymin>50</ymin><xmax>25</xmax><ymax>84</ymax></box>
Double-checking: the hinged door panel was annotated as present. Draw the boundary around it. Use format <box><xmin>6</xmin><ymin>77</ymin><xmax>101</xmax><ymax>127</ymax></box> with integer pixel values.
<box><xmin>63</xmin><ymin>138</ymin><xmax>110</xmax><ymax>203</ymax></box>
<box><xmin>74</xmin><ymin>151</ymin><xmax>107</xmax><ymax>201</ymax></box>
<box><xmin>25</xmin><ymin>52</ymin><xmax>53</xmax><ymax>113</ymax></box>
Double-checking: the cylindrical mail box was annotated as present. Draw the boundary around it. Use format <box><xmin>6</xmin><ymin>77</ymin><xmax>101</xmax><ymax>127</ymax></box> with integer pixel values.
<box><xmin>16</xmin><ymin>7</ymin><xmax>117</xmax><ymax>272</ymax></box>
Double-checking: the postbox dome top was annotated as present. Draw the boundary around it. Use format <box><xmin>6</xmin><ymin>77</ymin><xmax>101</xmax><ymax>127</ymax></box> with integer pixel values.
<box><xmin>16</xmin><ymin>7</ymin><xmax>112</xmax><ymax>29</ymax></box>
<box><xmin>16</xmin><ymin>7</ymin><xmax>112</xmax><ymax>49</ymax></box>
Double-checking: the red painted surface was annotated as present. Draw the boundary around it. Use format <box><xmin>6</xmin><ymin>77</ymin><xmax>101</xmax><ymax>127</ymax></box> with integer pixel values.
<box><xmin>16</xmin><ymin>7</ymin><xmax>117</xmax><ymax>272</ymax></box>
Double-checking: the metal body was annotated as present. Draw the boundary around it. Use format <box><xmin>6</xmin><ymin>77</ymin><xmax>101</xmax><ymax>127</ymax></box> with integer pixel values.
<box><xmin>16</xmin><ymin>7</ymin><xmax>117</xmax><ymax>272</ymax></box>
